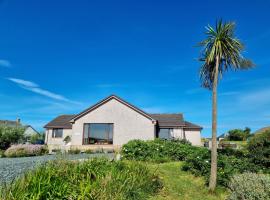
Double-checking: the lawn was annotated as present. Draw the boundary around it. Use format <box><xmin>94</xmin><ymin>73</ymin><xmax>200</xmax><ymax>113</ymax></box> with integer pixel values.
<box><xmin>149</xmin><ymin>162</ymin><xmax>227</xmax><ymax>200</ymax></box>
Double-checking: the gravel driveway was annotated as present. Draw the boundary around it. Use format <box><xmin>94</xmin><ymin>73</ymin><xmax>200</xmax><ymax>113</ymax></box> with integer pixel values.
<box><xmin>0</xmin><ymin>153</ymin><xmax>114</xmax><ymax>185</ymax></box>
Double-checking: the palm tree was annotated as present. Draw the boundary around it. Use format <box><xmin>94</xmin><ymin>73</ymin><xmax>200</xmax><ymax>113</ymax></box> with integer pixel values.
<box><xmin>198</xmin><ymin>20</ymin><xmax>254</xmax><ymax>191</ymax></box>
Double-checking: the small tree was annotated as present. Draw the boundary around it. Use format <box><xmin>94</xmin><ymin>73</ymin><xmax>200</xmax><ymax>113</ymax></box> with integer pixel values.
<box><xmin>0</xmin><ymin>126</ymin><xmax>25</xmax><ymax>150</ymax></box>
<box><xmin>198</xmin><ymin>20</ymin><xmax>254</xmax><ymax>191</ymax></box>
<box><xmin>227</xmin><ymin>127</ymin><xmax>251</xmax><ymax>141</ymax></box>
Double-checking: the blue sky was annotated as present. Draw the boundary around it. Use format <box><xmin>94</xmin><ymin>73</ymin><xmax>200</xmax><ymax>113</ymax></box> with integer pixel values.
<box><xmin>0</xmin><ymin>0</ymin><xmax>270</xmax><ymax>137</ymax></box>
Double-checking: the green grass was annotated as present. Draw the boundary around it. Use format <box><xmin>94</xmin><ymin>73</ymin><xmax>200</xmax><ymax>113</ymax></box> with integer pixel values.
<box><xmin>0</xmin><ymin>158</ymin><xmax>162</xmax><ymax>200</ymax></box>
<box><xmin>149</xmin><ymin>162</ymin><xmax>227</xmax><ymax>200</ymax></box>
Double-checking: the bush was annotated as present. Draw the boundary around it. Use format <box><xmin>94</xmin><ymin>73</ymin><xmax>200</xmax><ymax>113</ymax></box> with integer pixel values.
<box><xmin>68</xmin><ymin>148</ymin><xmax>81</xmax><ymax>154</ymax></box>
<box><xmin>84</xmin><ymin>149</ymin><xmax>93</xmax><ymax>154</ymax></box>
<box><xmin>0</xmin><ymin>158</ymin><xmax>162</xmax><ymax>200</ymax></box>
<box><xmin>247</xmin><ymin>130</ymin><xmax>270</xmax><ymax>171</ymax></box>
<box><xmin>4</xmin><ymin>144</ymin><xmax>48</xmax><ymax>157</ymax></box>
<box><xmin>226</xmin><ymin>127</ymin><xmax>251</xmax><ymax>141</ymax></box>
<box><xmin>121</xmin><ymin>139</ymin><xmax>198</xmax><ymax>162</ymax></box>
<box><xmin>63</xmin><ymin>135</ymin><xmax>71</xmax><ymax>144</ymax></box>
<box><xmin>227</xmin><ymin>173</ymin><xmax>270</xmax><ymax>200</ymax></box>
<box><xmin>182</xmin><ymin>150</ymin><xmax>260</xmax><ymax>186</ymax></box>
<box><xmin>0</xmin><ymin>150</ymin><xmax>5</xmax><ymax>158</ymax></box>
<box><xmin>0</xmin><ymin>126</ymin><xmax>25</xmax><ymax>150</ymax></box>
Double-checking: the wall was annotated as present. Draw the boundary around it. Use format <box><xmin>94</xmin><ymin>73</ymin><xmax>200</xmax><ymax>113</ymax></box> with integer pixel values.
<box><xmin>45</xmin><ymin>128</ymin><xmax>72</xmax><ymax>150</ymax></box>
<box><xmin>71</xmin><ymin>98</ymin><xmax>155</xmax><ymax>146</ymax></box>
<box><xmin>184</xmin><ymin>129</ymin><xmax>202</xmax><ymax>146</ymax></box>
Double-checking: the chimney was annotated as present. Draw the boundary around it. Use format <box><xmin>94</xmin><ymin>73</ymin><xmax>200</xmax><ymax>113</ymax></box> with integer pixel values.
<box><xmin>16</xmin><ymin>118</ymin><xmax>21</xmax><ymax>126</ymax></box>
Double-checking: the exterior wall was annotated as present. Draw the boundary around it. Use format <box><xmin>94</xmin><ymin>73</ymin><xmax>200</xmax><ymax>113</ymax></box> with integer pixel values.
<box><xmin>46</xmin><ymin>128</ymin><xmax>72</xmax><ymax>151</ymax></box>
<box><xmin>184</xmin><ymin>129</ymin><xmax>202</xmax><ymax>146</ymax></box>
<box><xmin>24</xmin><ymin>127</ymin><xmax>38</xmax><ymax>136</ymax></box>
<box><xmin>71</xmin><ymin>99</ymin><xmax>155</xmax><ymax>146</ymax></box>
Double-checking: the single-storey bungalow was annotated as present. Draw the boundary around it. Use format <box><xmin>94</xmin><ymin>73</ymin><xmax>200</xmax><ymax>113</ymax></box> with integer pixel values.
<box><xmin>44</xmin><ymin>95</ymin><xmax>202</xmax><ymax>152</ymax></box>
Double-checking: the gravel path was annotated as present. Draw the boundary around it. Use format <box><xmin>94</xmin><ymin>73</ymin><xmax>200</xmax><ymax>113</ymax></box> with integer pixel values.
<box><xmin>0</xmin><ymin>153</ymin><xmax>114</xmax><ymax>185</ymax></box>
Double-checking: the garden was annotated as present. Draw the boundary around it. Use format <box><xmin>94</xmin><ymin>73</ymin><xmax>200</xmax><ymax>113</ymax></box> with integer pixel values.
<box><xmin>0</xmin><ymin>124</ymin><xmax>269</xmax><ymax>199</ymax></box>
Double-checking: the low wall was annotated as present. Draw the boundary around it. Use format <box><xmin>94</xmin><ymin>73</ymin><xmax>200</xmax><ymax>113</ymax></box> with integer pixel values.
<box><xmin>47</xmin><ymin>144</ymin><xmax>120</xmax><ymax>153</ymax></box>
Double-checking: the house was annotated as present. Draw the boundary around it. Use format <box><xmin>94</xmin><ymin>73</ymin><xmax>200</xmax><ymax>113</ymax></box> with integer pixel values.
<box><xmin>44</xmin><ymin>95</ymin><xmax>202</xmax><ymax>152</ymax></box>
<box><xmin>24</xmin><ymin>125</ymin><xmax>40</xmax><ymax>137</ymax></box>
<box><xmin>0</xmin><ymin>118</ymin><xmax>39</xmax><ymax>137</ymax></box>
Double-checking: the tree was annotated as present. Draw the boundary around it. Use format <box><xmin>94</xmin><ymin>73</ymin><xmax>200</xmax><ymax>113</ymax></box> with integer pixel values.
<box><xmin>227</xmin><ymin>127</ymin><xmax>251</xmax><ymax>141</ymax></box>
<box><xmin>0</xmin><ymin>126</ymin><xmax>25</xmax><ymax>150</ymax></box>
<box><xmin>198</xmin><ymin>20</ymin><xmax>254</xmax><ymax>191</ymax></box>
<box><xmin>248</xmin><ymin>130</ymin><xmax>270</xmax><ymax>168</ymax></box>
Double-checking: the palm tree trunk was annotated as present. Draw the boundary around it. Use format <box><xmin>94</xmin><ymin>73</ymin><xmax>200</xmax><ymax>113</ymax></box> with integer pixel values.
<box><xmin>209</xmin><ymin>56</ymin><xmax>219</xmax><ymax>192</ymax></box>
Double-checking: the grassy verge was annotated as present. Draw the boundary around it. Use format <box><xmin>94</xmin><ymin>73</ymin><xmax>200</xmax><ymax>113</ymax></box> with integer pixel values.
<box><xmin>148</xmin><ymin>162</ymin><xmax>227</xmax><ymax>200</ymax></box>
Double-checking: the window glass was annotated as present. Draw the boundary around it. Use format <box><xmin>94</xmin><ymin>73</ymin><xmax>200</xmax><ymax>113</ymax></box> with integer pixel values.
<box><xmin>158</xmin><ymin>129</ymin><xmax>171</xmax><ymax>140</ymax></box>
<box><xmin>83</xmin><ymin>123</ymin><xmax>113</xmax><ymax>145</ymax></box>
<box><xmin>52</xmin><ymin>129</ymin><xmax>63</xmax><ymax>138</ymax></box>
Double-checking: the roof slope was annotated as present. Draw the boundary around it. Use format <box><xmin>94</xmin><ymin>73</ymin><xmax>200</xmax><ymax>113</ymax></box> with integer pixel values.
<box><xmin>184</xmin><ymin>121</ymin><xmax>202</xmax><ymax>129</ymax></box>
<box><xmin>0</xmin><ymin>120</ymin><xmax>19</xmax><ymax>127</ymax></box>
<box><xmin>44</xmin><ymin>95</ymin><xmax>202</xmax><ymax>130</ymax></box>
<box><xmin>44</xmin><ymin>115</ymin><xmax>75</xmax><ymax>129</ymax></box>
<box><xmin>70</xmin><ymin>95</ymin><xmax>155</xmax><ymax>122</ymax></box>
<box><xmin>149</xmin><ymin>114</ymin><xmax>185</xmax><ymax>127</ymax></box>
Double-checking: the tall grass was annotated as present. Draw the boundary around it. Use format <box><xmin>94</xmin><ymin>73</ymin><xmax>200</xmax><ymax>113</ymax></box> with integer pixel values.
<box><xmin>0</xmin><ymin>158</ymin><xmax>162</xmax><ymax>200</ymax></box>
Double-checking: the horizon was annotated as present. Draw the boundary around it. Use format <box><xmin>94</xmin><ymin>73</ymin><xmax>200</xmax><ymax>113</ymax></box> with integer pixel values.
<box><xmin>0</xmin><ymin>0</ymin><xmax>270</xmax><ymax>137</ymax></box>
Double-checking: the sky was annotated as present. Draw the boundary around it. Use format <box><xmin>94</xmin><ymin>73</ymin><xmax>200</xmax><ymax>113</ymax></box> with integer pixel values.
<box><xmin>0</xmin><ymin>0</ymin><xmax>270</xmax><ymax>137</ymax></box>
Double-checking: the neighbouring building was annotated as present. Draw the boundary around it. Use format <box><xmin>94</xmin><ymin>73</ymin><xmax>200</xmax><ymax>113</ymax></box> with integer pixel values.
<box><xmin>0</xmin><ymin>118</ymin><xmax>39</xmax><ymax>137</ymax></box>
<box><xmin>44</xmin><ymin>95</ymin><xmax>203</xmax><ymax>152</ymax></box>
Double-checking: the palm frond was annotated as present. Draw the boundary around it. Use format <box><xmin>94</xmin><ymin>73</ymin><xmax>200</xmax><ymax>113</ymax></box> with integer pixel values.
<box><xmin>198</xmin><ymin>19</ymin><xmax>255</xmax><ymax>87</ymax></box>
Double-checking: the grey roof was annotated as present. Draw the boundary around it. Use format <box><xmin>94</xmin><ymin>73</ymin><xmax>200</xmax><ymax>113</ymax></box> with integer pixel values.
<box><xmin>44</xmin><ymin>96</ymin><xmax>202</xmax><ymax>130</ymax></box>
<box><xmin>184</xmin><ymin>121</ymin><xmax>203</xmax><ymax>130</ymax></box>
<box><xmin>44</xmin><ymin>115</ymin><xmax>75</xmax><ymax>129</ymax></box>
<box><xmin>71</xmin><ymin>95</ymin><xmax>155</xmax><ymax>122</ymax></box>
<box><xmin>0</xmin><ymin>120</ymin><xmax>20</xmax><ymax>127</ymax></box>
<box><xmin>44</xmin><ymin>113</ymin><xmax>202</xmax><ymax>130</ymax></box>
<box><xmin>150</xmin><ymin>114</ymin><xmax>185</xmax><ymax>127</ymax></box>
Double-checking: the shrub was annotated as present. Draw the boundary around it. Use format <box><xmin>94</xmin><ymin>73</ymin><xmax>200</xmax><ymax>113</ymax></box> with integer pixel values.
<box><xmin>218</xmin><ymin>148</ymin><xmax>248</xmax><ymax>159</ymax></box>
<box><xmin>227</xmin><ymin>173</ymin><xmax>270</xmax><ymax>200</ymax></box>
<box><xmin>0</xmin><ymin>158</ymin><xmax>162</xmax><ymax>200</ymax></box>
<box><xmin>247</xmin><ymin>130</ymin><xmax>270</xmax><ymax>171</ymax></box>
<box><xmin>0</xmin><ymin>126</ymin><xmax>25</xmax><ymax>150</ymax></box>
<box><xmin>226</xmin><ymin>127</ymin><xmax>251</xmax><ymax>141</ymax></box>
<box><xmin>84</xmin><ymin>149</ymin><xmax>93</xmax><ymax>154</ymax></box>
<box><xmin>182</xmin><ymin>150</ymin><xmax>260</xmax><ymax>186</ymax></box>
<box><xmin>68</xmin><ymin>148</ymin><xmax>81</xmax><ymax>154</ymax></box>
<box><xmin>0</xmin><ymin>149</ymin><xmax>5</xmax><ymax>158</ymax></box>
<box><xmin>63</xmin><ymin>135</ymin><xmax>71</xmax><ymax>144</ymax></box>
<box><xmin>4</xmin><ymin>144</ymin><xmax>48</xmax><ymax>157</ymax></box>
<box><xmin>121</xmin><ymin>139</ymin><xmax>198</xmax><ymax>162</ymax></box>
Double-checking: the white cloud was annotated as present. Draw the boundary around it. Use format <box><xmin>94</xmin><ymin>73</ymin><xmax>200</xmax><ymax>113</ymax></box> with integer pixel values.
<box><xmin>7</xmin><ymin>77</ymin><xmax>80</xmax><ymax>104</ymax></box>
<box><xmin>8</xmin><ymin>78</ymin><xmax>38</xmax><ymax>87</ymax></box>
<box><xmin>0</xmin><ymin>59</ymin><xmax>11</xmax><ymax>68</ymax></box>
<box><xmin>219</xmin><ymin>91</ymin><xmax>239</xmax><ymax>96</ymax></box>
<box><xmin>239</xmin><ymin>88</ymin><xmax>270</xmax><ymax>106</ymax></box>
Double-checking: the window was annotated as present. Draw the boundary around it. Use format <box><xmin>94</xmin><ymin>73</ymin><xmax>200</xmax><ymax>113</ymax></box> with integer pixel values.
<box><xmin>158</xmin><ymin>128</ymin><xmax>171</xmax><ymax>140</ymax></box>
<box><xmin>52</xmin><ymin>128</ymin><xmax>63</xmax><ymax>138</ymax></box>
<box><xmin>83</xmin><ymin>123</ymin><xmax>113</xmax><ymax>145</ymax></box>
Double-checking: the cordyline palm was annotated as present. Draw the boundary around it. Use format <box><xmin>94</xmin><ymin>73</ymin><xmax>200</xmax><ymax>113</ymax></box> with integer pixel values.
<box><xmin>198</xmin><ymin>20</ymin><xmax>254</xmax><ymax>191</ymax></box>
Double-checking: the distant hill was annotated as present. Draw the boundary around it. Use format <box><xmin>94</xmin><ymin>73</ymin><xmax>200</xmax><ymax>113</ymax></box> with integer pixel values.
<box><xmin>254</xmin><ymin>126</ymin><xmax>270</xmax><ymax>135</ymax></box>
